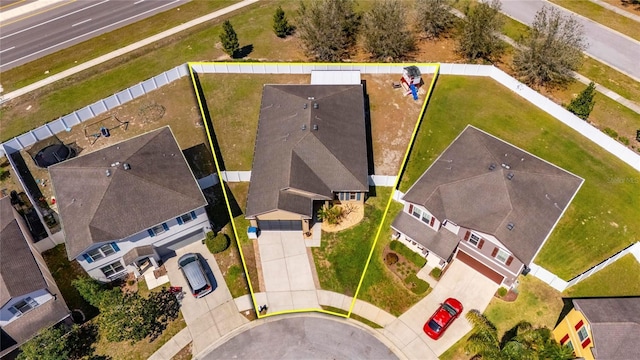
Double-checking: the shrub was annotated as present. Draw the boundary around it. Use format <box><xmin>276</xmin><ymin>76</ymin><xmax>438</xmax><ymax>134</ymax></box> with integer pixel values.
<box><xmin>619</xmin><ymin>136</ymin><xmax>630</xmax><ymax>145</ymax></box>
<box><xmin>385</xmin><ymin>252</ymin><xmax>399</xmax><ymax>265</ymax></box>
<box><xmin>405</xmin><ymin>273</ymin><xmax>430</xmax><ymax>294</ymax></box>
<box><xmin>317</xmin><ymin>205</ymin><xmax>345</xmax><ymax>225</ymax></box>
<box><xmin>603</xmin><ymin>127</ymin><xmax>618</xmax><ymax>138</ymax></box>
<box><xmin>272</xmin><ymin>6</ymin><xmax>294</xmax><ymax>38</ymax></box>
<box><xmin>567</xmin><ymin>82</ymin><xmax>596</xmax><ymax>119</ymax></box>
<box><xmin>206</xmin><ymin>231</ymin><xmax>230</xmax><ymax>254</ymax></box>
<box><xmin>497</xmin><ymin>287</ymin><xmax>508</xmax><ymax>297</ymax></box>
<box><xmin>430</xmin><ymin>267</ymin><xmax>442</xmax><ymax>279</ymax></box>
<box><xmin>389</xmin><ymin>240</ymin><xmax>427</xmax><ymax>267</ymax></box>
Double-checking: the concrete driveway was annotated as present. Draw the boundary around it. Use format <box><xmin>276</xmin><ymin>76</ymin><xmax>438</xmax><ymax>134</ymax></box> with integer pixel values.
<box><xmin>381</xmin><ymin>260</ymin><xmax>499</xmax><ymax>359</ymax></box>
<box><xmin>164</xmin><ymin>241</ymin><xmax>249</xmax><ymax>355</ymax></box>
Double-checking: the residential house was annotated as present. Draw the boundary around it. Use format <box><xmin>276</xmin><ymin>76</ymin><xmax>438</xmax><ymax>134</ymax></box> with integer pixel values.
<box><xmin>391</xmin><ymin>126</ymin><xmax>583</xmax><ymax>288</ymax></box>
<box><xmin>49</xmin><ymin>127</ymin><xmax>210</xmax><ymax>282</ymax></box>
<box><xmin>246</xmin><ymin>84</ymin><xmax>369</xmax><ymax>233</ymax></box>
<box><xmin>0</xmin><ymin>196</ymin><xmax>70</xmax><ymax>357</ymax></box>
<box><xmin>552</xmin><ymin>297</ymin><xmax>640</xmax><ymax>360</ymax></box>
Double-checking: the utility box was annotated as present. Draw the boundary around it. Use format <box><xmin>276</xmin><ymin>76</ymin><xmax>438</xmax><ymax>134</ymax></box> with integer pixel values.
<box><xmin>248</xmin><ymin>226</ymin><xmax>258</xmax><ymax>239</ymax></box>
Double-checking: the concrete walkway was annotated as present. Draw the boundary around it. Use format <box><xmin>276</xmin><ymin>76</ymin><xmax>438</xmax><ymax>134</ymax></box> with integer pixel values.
<box><xmin>589</xmin><ymin>0</ymin><xmax>640</xmax><ymax>22</ymax></box>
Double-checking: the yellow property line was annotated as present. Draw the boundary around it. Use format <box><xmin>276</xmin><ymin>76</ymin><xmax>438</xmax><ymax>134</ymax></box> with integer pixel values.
<box><xmin>189</xmin><ymin>62</ymin><xmax>441</xmax><ymax>320</ymax></box>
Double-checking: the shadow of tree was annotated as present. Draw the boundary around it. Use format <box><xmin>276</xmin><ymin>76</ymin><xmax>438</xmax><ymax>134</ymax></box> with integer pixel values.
<box><xmin>236</xmin><ymin>44</ymin><xmax>254</xmax><ymax>59</ymax></box>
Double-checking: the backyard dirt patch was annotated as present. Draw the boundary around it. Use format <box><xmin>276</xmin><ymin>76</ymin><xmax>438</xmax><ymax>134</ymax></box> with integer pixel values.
<box><xmin>321</xmin><ymin>203</ymin><xmax>364</xmax><ymax>233</ymax></box>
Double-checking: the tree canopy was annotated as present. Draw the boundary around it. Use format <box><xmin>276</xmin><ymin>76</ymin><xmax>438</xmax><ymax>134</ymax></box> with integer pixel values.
<box><xmin>273</xmin><ymin>6</ymin><xmax>294</xmax><ymax>38</ymax></box>
<box><xmin>567</xmin><ymin>82</ymin><xmax>597</xmax><ymax>120</ymax></box>
<box><xmin>220</xmin><ymin>20</ymin><xmax>240</xmax><ymax>58</ymax></box>
<box><xmin>296</xmin><ymin>0</ymin><xmax>360</xmax><ymax>61</ymax></box>
<box><xmin>457</xmin><ymin>0</ymin><xmax>504</xmax><ymax>61</ymax></box>
<box><xmin>416</xmin><ymin>0</ymin><xmax>456</xmax><ymax>39</ymax></box>
<box><xmin>362</xmin><ymin>0</ymin><xmax>415</xmax><ymax>60</ymax></box>
<box><xmin>513</xmin><ymin>6</ymin><xmax>587</xmax><ymax>87</ymax></box>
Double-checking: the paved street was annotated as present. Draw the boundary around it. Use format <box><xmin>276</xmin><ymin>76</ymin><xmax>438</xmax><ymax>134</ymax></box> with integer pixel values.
<box><xmin>199</xmin><ymin>315</ymin><xmax>400</xmax><ymax>360</ymax></box>
<box><xmin>499</xmin><ymin>0</ymin><xmax>640</xmax><ymax>81</ymax></box>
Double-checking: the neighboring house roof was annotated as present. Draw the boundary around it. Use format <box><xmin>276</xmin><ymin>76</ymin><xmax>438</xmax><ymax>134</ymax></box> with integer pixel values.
<box><xmin>402</xmin><ymin>126</ymin><xmax>583</xmax><ymax>264</ymax></box>
<box><xmin>49</xmin><ymin>127</ymin><xmax>207</xmax><ymax>260</ymax></box>
<box><xmin>0</xmin><ymin>197</ymin><xmax>47</xmax><ymax>307</ymax></box>
<box><xmin>0</xmin><ymin>197</ymin><xmax>70</xmax><ymax>357</ymax></box>
<box><xmin>246</xmin><ymin>85</ymin><xmax>369</xmax><ymax>218</ymax></box>
<box><xmin>573</xmin><ymin>297</ymin><xmax>640</xmax><ymax>360</ymax></box>
<box><xmin>391</xmin><ymin>211</ymin><xmax>458</xmax><ymax>260</ymax></box>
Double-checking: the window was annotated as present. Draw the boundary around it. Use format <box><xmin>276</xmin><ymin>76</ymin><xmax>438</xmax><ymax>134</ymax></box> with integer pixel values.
<box><xmin>10</xmin><ymin>297</ymin><xmax>38</xmax><ymax>316</ymax></box>
<box><xmin>577</xmin><ymin>326</ymin><xmax>589</xmax><ymax>342</ymax></box>
<box><xmin>495</xmin><ymin>249</ymin><xmax>510</xmax><ymax>264</ymax></box>
<box><xmin>101</xmin><ymin>261</ymin><xmax>125</xmax><ymax>278</ymax></box>
<box><xmin>566</xmin><ymin>340</ymin><xmax>573</xmax><ymax>351</ymax></box>
<box><xmin>148</xmin><ymin>223</ymin><xmax>169</xmax><ymax>236</ymax></box>
<box><xmin>468</xmin><ymin>233</ymin><xmax>481</xmax><ymax>246</ymax></box>
<box><xmin>411</xmin><ymin>207</ymin><xmax>432</xmax><ymax>225</ymax></box>
<box><xmin>84</xmin><ymin>243</ymin><xmax>120</xmax><ymax>262</ymax></box>
<box><xmin>349</xmin><ymin>193</ymin><xmax>356</xmax><ymax>200</ymax></box>
<box><xmin>177</xmin><ymin>211</ymin><xmax>196</xmax><ymax>225</ymax></box>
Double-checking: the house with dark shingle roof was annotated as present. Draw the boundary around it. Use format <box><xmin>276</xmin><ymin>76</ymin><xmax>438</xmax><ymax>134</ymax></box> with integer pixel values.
<box><xmin>49</xmin><ymin>127</ymin><xmax>210</xmax><ymax>282</ymax></box>
<box><xmin>0</xmin><ymin>196</ymin><xmax>70</xmax><ymax>357</ymax></box>
<box><xmin>246</xmin><ymin>84</ymin><xmax>369</xmax><ymax>233</ymax></box>
<box><xmin>553</xmin><ymin>297</ymin><xmax>640</xmax><ymax>360</ymax></box>
<box><xmin>392</xmin><ymin>126</ymin><xmax>583</xmax><ymax>288</ymax></box>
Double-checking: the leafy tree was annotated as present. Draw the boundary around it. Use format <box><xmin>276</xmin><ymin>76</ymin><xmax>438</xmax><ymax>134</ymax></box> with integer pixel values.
<box><xmin>18</xmin><ymin>326</ymin><xmax>69</xmax><ymax>360</ymax></box>
<box><xmin>362</xmin><ymin>0</ymin><xmax>414</xmax><ymax>60</ymax></box>
<box><xmin>464</xmin><ymin>310</ymin><xmax>574</xmax><ymax>360</ymax></box>
<box><xmin>513</xmin><ymin>6</ymin><xmax>587</xmax><ymax>87</ymax></box>
<box><xmin>457</xmin><ymin>0</ymin><xmax>504</xmax><ymax>61</ymax></box>
<box><xmin>72</xmin><ymin>276</ymin><xmax>119</xmax><ymax>308</ymax></box>
<box><xmin>296</xmin><ymin>0</ymin><xmax>361</xmax><ymax>61</ymax></box>
<box><xmin>416</xmin><ymin>0</ymin><xmax>456</xmax><ymax>39</ymax></box>
<box><xmin>567</xmin><ymin>82</ymin><xmax>596</xmax><ymax>120</ymax></box>
<box><xmin>220</xmin><ymin>20</ymin><xmax>240</xmax><ymax>58</ymax></box>
<box><xmin>273</xmin><ymin>6</ymin><xmax>294</xmax><ymax>38</ymax></box>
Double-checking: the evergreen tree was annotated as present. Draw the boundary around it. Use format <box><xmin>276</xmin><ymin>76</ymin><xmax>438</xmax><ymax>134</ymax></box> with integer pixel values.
<box><xmin>220</xmin><ymin>20</ymin><xmax>240</xmax><ymax>58</ymax></box>
<box><xmin>273</xmin><ymin>6</ymin><xmax>293</xmax><ymax>38</ymax></box>
<box><xmin>567</xmin><ymin>82</ymin><xmax>597</xmax><ymax>120</ymax></box>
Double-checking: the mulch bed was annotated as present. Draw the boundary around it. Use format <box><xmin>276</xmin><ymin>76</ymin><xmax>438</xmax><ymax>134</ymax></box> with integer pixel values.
<box><xmin>382</xmin><ymin>246</ymin><xmax>421</xmax><ymax>288</ymax></box>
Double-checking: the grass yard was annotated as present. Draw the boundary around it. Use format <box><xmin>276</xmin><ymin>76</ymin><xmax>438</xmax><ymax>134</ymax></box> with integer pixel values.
<box><xmin>398</xmin><ymin>76</ymin><xmax>640</xmax><ymax>280</ymax></box>
<box><xmin>548</xmin><ymin>0</ymin><xmax>640</xmax><ymax>42</ymax></box>
<box><xmin>313</xmin><ymin>187</ymin><xmax>390</xmax><ymax>297</ymax></box>
<box><xmin>564</xmin><ymin>254</ymin><xmax>640</xmax><ymax>297</ymax></box>
<box><xmin>358</xmin><ymin>198</ymin><xmax>424</xmax><ymax>316</ymax></box>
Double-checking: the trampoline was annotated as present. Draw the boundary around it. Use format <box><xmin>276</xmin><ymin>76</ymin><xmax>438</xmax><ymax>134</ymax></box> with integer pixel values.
<box><xmin>27</xmin><ymin>136</ymin><xmax>76</xmax><ymax>168</ymax></box>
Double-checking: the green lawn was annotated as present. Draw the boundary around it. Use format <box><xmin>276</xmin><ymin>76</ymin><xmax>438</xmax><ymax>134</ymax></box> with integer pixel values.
<box><xmin>564</xmin><ymin>254</ymin><xmax>640</xmax><ymax>297</ymax></box>
<box><xmin>313</xmin><ymin>187</ymin><xmax>390</xmax><ymax>296</ymax></box>
<box><xmin>399</xmin><ymin>76</ymin><xmax>640</xmax><ymax>280</ymax></box>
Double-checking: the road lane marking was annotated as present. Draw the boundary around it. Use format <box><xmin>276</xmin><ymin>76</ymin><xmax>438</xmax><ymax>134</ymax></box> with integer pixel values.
<box><xmin>0</xmin><ymin>0</ymin><xmax>182</xmax><ymax>70</ymax></box>
<box><xmin>0</xmin><ymin>0</ymin><xmax>27</xmax><ymax>11</ymax></box>
<box><xmin>0</xmin><ymin>0</ymin><xmax>76</xmax><ymax>27</ymax></box>
<box><xmin>134</xmin><ymin>0</ymin><xmax>145</xmax><ymax>4</ymax></box>
<box><xmin>71</xmin><ymin>18</ymin><xmax>92</xmax><ymax>27</ymax></box>
<box><xmin>0</xmin><ymin>46</ymin><xmax>16</xmax><ymax>53</ymax></box>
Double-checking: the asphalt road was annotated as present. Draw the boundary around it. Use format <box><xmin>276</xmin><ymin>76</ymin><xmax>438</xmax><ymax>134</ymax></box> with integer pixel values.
<box><xmin>498</xmin><ymin>0</ymin><xmax>640</xmax><ymax>81</ymax></box>
<box><xmin>0</xmin><ymin>0</ymin><xmax>188</xmax><ymax>71</ymax></box>
<box><xmin>201</xmin><ymin>316</ymin><xmax>400</xmax><ymax>360</ymax></box>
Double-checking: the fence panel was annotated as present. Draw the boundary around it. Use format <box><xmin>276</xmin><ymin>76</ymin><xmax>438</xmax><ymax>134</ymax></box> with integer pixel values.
<box><xmin>32</xmin><ymin>125</ymin><xmax>54</xmax><ymax>140</ymax></box>
<box><xmin>103</xmin><ymin>95</ymin><xmax>120</xmax><ymax>110</ymax></box>
<box><xmin>141</xmin><ymin>78</ymin><xmax>157</xmax><ymax>93</ymax></box>
<box><xmin>89</xmin><ymin>100</ymin><xmax>108</xmax><ymax>116</ymax></box>
<box><xmin>369</xmin><ymin>175</ymin><xmax>396</xmax><ymax>187</ymax></box>
<box><xmin>47</xmin><ymin>120</ymin><xmax>68</xmax><ymax>134</ymax></box>
<box><xmin>528</xmin><ymin>264</ymin><xmax>568</xmax><ymax>292</ymax></box>
<box><xmin>76</xmin><ymin>107</ymin><xmax>94</xmax><ymax>122</ymax></box>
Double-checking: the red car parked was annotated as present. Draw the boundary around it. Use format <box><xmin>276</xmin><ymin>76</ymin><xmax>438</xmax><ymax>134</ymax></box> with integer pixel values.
<box><xmin>423</xmin><ymin>298</ymin><xmax>464</xmax><ymax>339</ymax></box>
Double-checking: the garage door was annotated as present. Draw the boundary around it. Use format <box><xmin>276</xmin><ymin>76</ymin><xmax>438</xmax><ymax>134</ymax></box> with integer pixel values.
<box><xmin>455</xmin><ymin>250</ymin><xmax>504</xmax><ymax>285</ymax></box>
<box><xmin>259</xmin><ymin>220</ymin><xmax>302</xmax><ymax>231</ymax></box>
<box><xmin>154</xmin><ymin>229</ymin><xmax>205</xmax><ymax>258</ymax></box>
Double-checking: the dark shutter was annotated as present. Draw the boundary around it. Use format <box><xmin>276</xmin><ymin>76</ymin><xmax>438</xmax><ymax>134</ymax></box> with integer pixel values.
<box><xmin>575</xmin><ymin>320</ymin><xmax>584</xmax><ymax>330</ymax></box>
<box><xmin>478</xmin><ymin>239</ymin><xmax>485</xmax><ymax>249</ymax></box>
<box><xmin>148</xmin><ymin>229</ymin><xmax>155</xmax><ymax>237</ymax></box>
<box><xmin>162</xmin><ymin>223</ymin><xmax>169</xmax><ymax>231</ymax></box>
<box><xmin>464</xmin><ymin>231</ymin><xmax>470</xmax><ymax>241</ymax></box>
<box><xmin>356</xmin><ymin>192</ymin><xmax>361</xmax><ymax>201</ymax></box>
<box><xmin>506</xmin><ymin>256</ymin><xmax>513</xmax><ymax>266</ymax></box>
<box><xmin>176</xmin><ymin>216</ymin><xmax>183</xmax><ymax>225</ymax></box>
<box><xmin>8</xmin><ymin>307</ymin><xmax>18</xmax><ymax>315</ymax></box>
<box><xmin>491</xmin><ymin>247</ymin><xmax>498</xmax><ymax>257</ymax></box>
<box><xmin>83</xmin><ymin>253</ymin><xmax>94</xmax><ymax>263</ymax></box>
<box><xmin>560</xmin><ymin>334</ymin><xmax>569</xmax><ymax>345</ymax></box>
<box><xmin>111</xmin><ymin>242</ymin><xmax>120</xmax><ymax>252</ymax></box>
<box><xmin>408</xmin><ymin>204</ymin><xmax>413</xmax><ymax>213</ymax></box>
<box><xmin>430</xmin><ymin>217</ymin><xmax>435</xmax><ymax>226</ymax></box>
<box><xmin>581</xmin><ymin>338</ymin><xmax>591</xmax><ymax>348</ymax></box>
<box><xmin>190</xmin><ymin>211</ymin><xmax>196</xmax><ymax>219</ymax></box>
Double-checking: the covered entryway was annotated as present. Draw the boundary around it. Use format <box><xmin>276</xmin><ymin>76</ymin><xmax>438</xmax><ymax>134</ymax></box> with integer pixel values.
<box><xmin>154</xmin><ymin>229</ymin><xmax>205</xmax><ymax>258</ymax></box>
<box><xmin>258</xmin><ymin>220</ymin><xmax>303</xmax><ymax>231</ymax></box>
<box><xmin>455</xmin><ymin>250</ymin><xmax>504</xmax><ymax>285</ymax></box>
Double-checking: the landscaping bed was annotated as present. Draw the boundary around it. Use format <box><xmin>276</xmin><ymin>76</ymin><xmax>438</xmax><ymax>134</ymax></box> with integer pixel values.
<box><xmin>382</xmin><ymin>245</ymin><xmax>430</xmax><ymax>295</ymax></box>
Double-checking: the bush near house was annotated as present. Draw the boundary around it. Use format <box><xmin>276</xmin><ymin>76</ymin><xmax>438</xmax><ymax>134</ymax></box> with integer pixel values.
<box><xmin>205</xmin><ymin>231</ymin><xmax>231</xmax><ymax>254</ymax></box>
<box><xmin>389</xmin><ymin>240</ymin><xmax>427</xmax><ymax>267</ymax></box>
<box><xmin>430</xmin><ymin>267</ymin><xmax>442</xmax><ymax>279</ymax></box>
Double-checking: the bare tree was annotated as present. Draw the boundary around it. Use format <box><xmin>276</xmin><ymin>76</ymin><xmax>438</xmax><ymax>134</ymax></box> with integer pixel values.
<box><xmin>457</xmin><ymin>0</ymin><xmax>504</xmax><ymax>61</ymax></box>
<box><xmin>362</xmin><ymin>0</ymin><xmax>415</xmax><ymax>61</ymax></box>
<box><xmin>416</xmin><ymin>0</ymin><xmax>456</xmax><ymax>39</ymax></box>
<box><xmin>513</xmin><ymin>6</ymin><xmax>587</xmax><ymax>87</ymax></box>
<box><xmin>296</xmin><ymin>0</ymin><xmax>360</xmax><ymax>62</ymax></box>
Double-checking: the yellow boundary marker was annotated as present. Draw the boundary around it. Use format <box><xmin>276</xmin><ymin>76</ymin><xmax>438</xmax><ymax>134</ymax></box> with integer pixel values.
<box><xmin>188</xmin><ymin>62</ymin><xmax>440</xmax><ymax>320</ymax></box>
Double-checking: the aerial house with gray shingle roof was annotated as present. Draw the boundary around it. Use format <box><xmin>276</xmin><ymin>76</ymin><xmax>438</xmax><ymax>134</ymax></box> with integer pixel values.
<box><xmin>246</xmin><ymin>84</ymin><xmax>369</xmax><ymax>234</ymax></box>
<box><xmin>0</xmin><ymin>196</ymin><xmax>70</xmax><ymax>357</ymax></box>
<box><xmin>392</xmin><ymin>126</ymin><xmax>583</xmax><ymax>288</ymax></box>
<box><xmin>49</xmin><ymin>127</ymin><xmax>210</xmax><ymax>282</ymax></box>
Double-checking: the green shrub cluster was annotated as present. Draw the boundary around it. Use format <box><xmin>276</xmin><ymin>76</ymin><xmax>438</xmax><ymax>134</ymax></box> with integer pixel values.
<box><xmin>430</xmin><ymin>267</ymin><xmax>442</xmax><ymax>279</ymax></box>
<box><xmin>390</xmin><ymin>240</ymin><xmax>427</xmax><ymax>267</ymax></box>
<box><xmin>205</xmin><ymin>231</ymin><xmax>230</xmax><ymax>254</ymax></box>
<box><xmin>404</xmin><ymin>273</ymin><xmax>430</xmax><ymax>295</ymax></box>
<box><xmin>497</xmin><ymin>287</ymin><xmax>508</xmax><ymax>297</ymax></box>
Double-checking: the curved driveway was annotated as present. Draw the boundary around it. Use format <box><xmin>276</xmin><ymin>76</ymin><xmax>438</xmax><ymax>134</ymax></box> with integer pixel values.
<box><xmin>200</xmin><ymin>316</ymin><xmax>399</xmax><ymax>360</ymax></box>
<box><xmin>499</xmin><ymin>0</ymin><xmax>640</xmax><ymax>81</ymax></box>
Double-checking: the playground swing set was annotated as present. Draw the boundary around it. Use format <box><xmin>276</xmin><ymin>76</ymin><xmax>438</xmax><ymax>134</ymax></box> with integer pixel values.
<box><xmin>83</xmin><ymin>115</ymin><xmax>129</xmax><ymax>145</ymax></box>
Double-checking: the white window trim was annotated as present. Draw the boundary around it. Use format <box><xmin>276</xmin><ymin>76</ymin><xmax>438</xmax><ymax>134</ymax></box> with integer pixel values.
<box><xmin>10</xmin><ymin>297</ymin><xmax>39</xmax><ymax>316</ymax></box>
<box><xmin>101</xmin><ymin>260</ymin><xmax>125</xmax><ymax>278</ymax></box>
<box><xmin>468</xmin><ymin>233</ymin><xmax>481</xmax><ymax>247</ymax></box>
<box><xmin>495</xmin><ymin>248</ymin><xmax>510</xmax><ymax>264</ymax></box>
<box><xmin>151</xmin><ymin>224</ymin><xmax>166</xmax><ymax>236</ymax></box>
<box><xmin>87</xmin><ymin>243</ymin><xmax>117</xmax><ymax>261</ymax></box>
<box><xmin>180</xmin><ymin>212</ymin><xmax>195</xmax><ymax>224</ymax></box>
<box><xmin>577</xmin><ymin>325</ymin><xmax>589</xmax><ymax>342</ymax></box>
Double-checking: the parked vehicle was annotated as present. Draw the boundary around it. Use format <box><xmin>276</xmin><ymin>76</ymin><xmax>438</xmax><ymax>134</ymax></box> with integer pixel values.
<box><xmin>423</xmin><ymin>298</ymin><xmax>463</xmax><ymax>339</ymax></box>
<box><xmin>178</xmin><ymin>253</ymin><xmax>214</xmax><ymax>298</ymax></box>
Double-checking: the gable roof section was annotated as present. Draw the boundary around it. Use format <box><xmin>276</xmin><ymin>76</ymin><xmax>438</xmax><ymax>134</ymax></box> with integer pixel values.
<box><xmin>246</xmin><ymin>84</ymin><xmax>369</xmax><ymax>218</ymax></box>
<box><xmin>403</xmin><ymin>126</ymin><xmax>583</xmax><ymax>264</ymax></box>
<box><xmin>49</xmin><ymin>127</ymin><xmax>207</xmax><ymax>260</ymax></box>
<box><xmin>573</xmin><ymin>297</ymin><xmax>640</xmax><ymax>360</ymax></box>
<box><xmin>0</xmin><ymin>197</ymin><xmax>48</xmax><ymax>307</ymax></box>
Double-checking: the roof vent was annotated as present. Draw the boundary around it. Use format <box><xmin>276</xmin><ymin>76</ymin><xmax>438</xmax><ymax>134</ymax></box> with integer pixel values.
<box><xmin>304</xmin><ymin>103</ymin><xmax>308</xmax><ymax>109</ymax></box>
<box><xmin>506</xmin><ymin>222</ymin><xmax>515</xmax><ymax>231</ymax></box>
<box><xmin>123</xmin><ymin>163</ymin><xmax>131</xmax><ymax>170</ymax></box>
<box><xmin>313</xmin><ymin>124</ymin><xmax>318</xmax><ymax>131</ymax></box>
<box><xmin>301</xmin><ymin>124</ymin><xmax>307</xmax><ymax>130</ymax></box>
<box><xmin>501</xmin><ymin>163</ymin><xmax>510</xmax><ymax>170</ymax></box>
<box><xmin>313</xmin><ymin>103</ymin><xmax>319</xmax><ymax>109</ymax></box>
<box><xmin>507</xmin><ymin>173</ymin><xmax>514</xmax><ymax>180</ymax></box>
<box><xmin>105</xmin><ymin>169</ymin><xmax>111</xmax><ymax>177</ymax></box>
<box><xmin>307</xmin><ymin>96</ymin><xmax>315</xmax><ymax>100</ymax></box>
<box><xmin>488</xmin><ymin>163</ymin><xmax>496</xmax><ymax>171</ymax></box>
